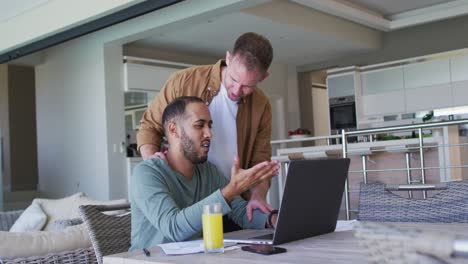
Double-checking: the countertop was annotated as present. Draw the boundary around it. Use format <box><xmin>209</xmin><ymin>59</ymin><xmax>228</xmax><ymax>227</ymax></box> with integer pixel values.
<box><xmin>275</xmin><ymin>137</ymin><xmax>439</xmax><ymax>158</ymax></box>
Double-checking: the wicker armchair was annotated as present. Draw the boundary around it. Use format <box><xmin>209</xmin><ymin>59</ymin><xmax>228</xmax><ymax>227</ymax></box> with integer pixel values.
<box><xmin>0</xmin><ymin>210</ymin><xmax>97</xmax><ymax>264</ymax></box>
<box><xmin>0</xmin><ymin>210</ymin><xmax>23</xmax><ymax>231</ymax></box>
<box><xmin>358</xmin><ymin>180</ymin><xmax>468</xmax><ymax>223</ymax></box>
<box><xmin>78</xmin><ymin>203</ymin><xmax>131</xmax><ymax>264</ymax></box>
<box><xmin>355</xmin><ymin>221</ymin><xmax>468</xmax><ymax>264</ymax></box>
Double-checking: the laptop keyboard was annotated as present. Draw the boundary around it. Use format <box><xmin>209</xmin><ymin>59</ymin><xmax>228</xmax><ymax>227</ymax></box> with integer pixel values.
<box><xmin>251</xmin><ymin>233</ymin><xmax>274</xmax><ymax>240</ymax></box>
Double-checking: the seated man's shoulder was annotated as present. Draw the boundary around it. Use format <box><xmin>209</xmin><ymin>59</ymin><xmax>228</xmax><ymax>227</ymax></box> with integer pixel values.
<box><xmin>133</xmin><ymin>158</ymin><xmax>170</xmax><ymax>179</ymax></box>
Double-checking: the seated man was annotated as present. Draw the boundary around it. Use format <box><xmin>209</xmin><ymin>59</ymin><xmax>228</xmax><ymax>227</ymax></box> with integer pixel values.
<box><xmin>130</xmin><ymin>96</ymin><xmax>279</xmax><ymax>250</ymax></box>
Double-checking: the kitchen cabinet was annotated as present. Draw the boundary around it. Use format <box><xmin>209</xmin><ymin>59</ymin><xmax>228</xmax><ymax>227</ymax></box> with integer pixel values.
<box><xmin>450</xmin><ymin>55</ymin><xmax>468</xmax><ymax>107</ymax></box>
<box><xmin>123</xmin><ymin>56</ymin><xmax>192</xmax><ymax>92</ymax></box>
<box><xmin>452</xmin><ymin>81</ymin><xmax>468</xmax><ymax>107</ymax></box>
<box><xmin>404</xmin><ymin>58</ymin><xmax>451</xmax><ymax>89</ymax></box>
<box><xmin>125</xmin><ymin>108</ymin><xmax>146</xmax><ymax>130</ymax></box>
<box><xmin>327</xmin><ymin>72</ymin><xmax>356</xmax><ymax>98</ymax></box>
<box><xmin>404</xmin><ymin>58</ymin><xmax>452</xmax><ymax>111</ymax></box>
<box><xmin>450</xmin><ymin>55</ymin><xmax>468</xmax><ymax>82</ymax></box>
<box><xmin>361</xmin><ymin>67</ymin><xmax>405</xmax><ymax>116</ymax></box>
<box><xmin>405</xmin><ymin>83</ymin><xmax>452</xmax><ymax>112</ymax></box>
<box><xmin>353</xmin><ymin>49</ymin><xmax>468</xmax><ymax>128</ymax></box>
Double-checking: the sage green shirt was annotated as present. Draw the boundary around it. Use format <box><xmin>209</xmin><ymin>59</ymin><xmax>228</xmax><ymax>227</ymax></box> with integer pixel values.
<box><xmin>130</xmin><ymin>158</ymin><xmax>268</xmax><ymax>251</ymax></box>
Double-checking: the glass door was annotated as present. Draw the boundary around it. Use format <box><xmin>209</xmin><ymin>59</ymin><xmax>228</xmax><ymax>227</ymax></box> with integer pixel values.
<box><xmin>0</xmin><ymin>129</ymin><xmax>3</xmax><ymax>211</ymax></box>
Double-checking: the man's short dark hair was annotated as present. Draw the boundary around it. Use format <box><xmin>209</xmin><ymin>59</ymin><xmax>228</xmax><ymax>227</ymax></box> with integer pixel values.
<box><xmin>162</xmin><ymin>96</ymin><xmax>205</xmax><ymax>132</ymax></box>
<box><xmin>232</xmin><ymin>32</ymin><xmax>273</xmax><ymax>72</ymax></box>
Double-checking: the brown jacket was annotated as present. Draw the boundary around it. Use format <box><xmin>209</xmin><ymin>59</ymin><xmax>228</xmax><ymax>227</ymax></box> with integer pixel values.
<box><xmin>137</xmin><ymin>60</ymin><xmax>272</xmax><ymax>169</ymax></box>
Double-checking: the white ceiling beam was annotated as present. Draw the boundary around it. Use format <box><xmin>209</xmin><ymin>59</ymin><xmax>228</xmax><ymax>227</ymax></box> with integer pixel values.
<box><xmin>291</xmin><ymin>0</ymin><xmax>468</xmax><ymax>32</ymax></box>
<box><xmin>389</xmin><ymin>0</ymin><xmax>468</xmax><ymax>30</ymax></box>
<box><xmin>290</xmin><ymin>0</ymin><xmax>391</xmax><ymax>31</ymax></box>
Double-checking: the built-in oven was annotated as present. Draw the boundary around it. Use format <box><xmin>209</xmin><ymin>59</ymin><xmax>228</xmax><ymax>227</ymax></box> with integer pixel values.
<box><xmin>329</xmin><ymin>95</ymin><xmax>357</xmax><ymax>143</ymax></box>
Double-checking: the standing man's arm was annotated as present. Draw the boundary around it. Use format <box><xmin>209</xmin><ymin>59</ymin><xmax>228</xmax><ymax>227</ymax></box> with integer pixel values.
<box><xmin>247</xmin><ymin>100</ymin><xmax>274</xmax><ymax>221</ymax></box>
<box><xmin>137</xmin><ymin>73</ymin><xmax>182</xmax><ymax>160</ymax></box>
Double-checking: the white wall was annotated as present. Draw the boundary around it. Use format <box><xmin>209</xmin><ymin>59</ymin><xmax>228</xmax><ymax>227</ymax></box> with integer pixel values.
<box><xmin>286</xmin><ymin>65</ymin><xmax>301</xmax><ymax>131</ymax></box>
<box><xmin>104</xmin><ymin>44</ymin><xmax>127</xmax><ymax>199</ymax></box>
<box><xmin>35</xmin><ymin>35</ymin><xmax>110</xmax><ymax>199</ymax></box>
<box><xmin>258</xmin><ymin>62</ymin><xmax>300</xmax><ymax>140</ymax></box>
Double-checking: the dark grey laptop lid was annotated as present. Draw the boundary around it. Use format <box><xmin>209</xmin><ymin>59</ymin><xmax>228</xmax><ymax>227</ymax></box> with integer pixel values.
<box><xmin>272</xmin><ymin>158</ymin><xmax>350</xmax><ymax>245</ymax></box>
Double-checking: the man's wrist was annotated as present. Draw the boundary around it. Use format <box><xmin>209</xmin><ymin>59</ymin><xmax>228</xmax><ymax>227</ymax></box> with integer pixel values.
<box><xmin>221</xmin><ymin>185</ymin><xmax>236</xmax><ymax>204</ymax></box>
<box><xmin>251</xmin><ymin>181</ymin><xmax>269</xmax><ymax>199</ymax></box>
<box><xmin>266</xmin><ymin>209</ymin><xmax>279</xmax><ymax>228</ymax></box>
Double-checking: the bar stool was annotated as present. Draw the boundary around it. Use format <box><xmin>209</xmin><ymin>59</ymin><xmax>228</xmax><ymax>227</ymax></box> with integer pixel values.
<box><xmin>346</xmin><ymin>148</ymin><xmax>372</xmax><ymax>184</ymax></box>
<box><xmin>405</xmin><ymin>143</ymin><xmax>430</xmax><ymax>198</ymax></box>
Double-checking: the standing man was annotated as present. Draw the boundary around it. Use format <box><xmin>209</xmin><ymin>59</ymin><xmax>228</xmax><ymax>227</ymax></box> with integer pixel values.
<box><xmin>137</xmin><ymin>32</ymin><xmax>274</xmax><ymax>222</ymax></box>
<box><xmin>130</xmin><ymin>96</ymin><xmax>279</xmax><ymax>250</ymax></box>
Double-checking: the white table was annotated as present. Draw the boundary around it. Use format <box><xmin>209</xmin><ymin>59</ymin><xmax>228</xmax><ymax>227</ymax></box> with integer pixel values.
<box><xmin>103</xmin><ymin>223</ymin><xmax>468</xmax><ymax>264</ymax></box>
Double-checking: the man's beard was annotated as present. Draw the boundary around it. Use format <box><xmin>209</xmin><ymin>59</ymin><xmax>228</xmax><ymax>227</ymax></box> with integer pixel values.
<box><xmin>180</xmin><ymin>127</ymin><xmax>207</xmax><ymax>164</ymax></box>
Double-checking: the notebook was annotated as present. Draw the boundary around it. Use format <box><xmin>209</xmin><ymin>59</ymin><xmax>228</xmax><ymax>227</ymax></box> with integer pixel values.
<box><xmin>225</xmin><ymin>158</ymin><xmax>350</xmax><ymax>245</ymax></box>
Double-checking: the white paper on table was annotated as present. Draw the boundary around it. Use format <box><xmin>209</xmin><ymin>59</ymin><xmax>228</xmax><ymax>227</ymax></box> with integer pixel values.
<box><xmin>335</xmin><ymin>220</ymin><xmax>358</xmax><ymax>232</ymax></box>
<box><xmin>157</xmin><ymin>240</ymin><xmax>238</xmax><ymax>255</ymax></box>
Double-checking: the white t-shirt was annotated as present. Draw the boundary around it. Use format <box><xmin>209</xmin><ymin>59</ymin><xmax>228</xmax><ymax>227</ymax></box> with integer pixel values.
<box><xmin>208</xmin><ymin>83</ymin><xmax>238</xmax><ymax>180</ymax></box>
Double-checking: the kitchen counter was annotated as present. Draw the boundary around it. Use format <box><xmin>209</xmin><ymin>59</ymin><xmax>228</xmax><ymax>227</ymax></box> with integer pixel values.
<box><xmin>271</xmin><ymin>136</ymin><xmax>447</xmax><ymax>218</ymax></box>
<box><xmin>125</xmin><ymin>157</ymin><xmax>144</xmax><ymax>199</ymax></box>
<box><xmin>275</xmin><ymin>137</ymin><xmax>438</xmax><ymax>158</ymax></box>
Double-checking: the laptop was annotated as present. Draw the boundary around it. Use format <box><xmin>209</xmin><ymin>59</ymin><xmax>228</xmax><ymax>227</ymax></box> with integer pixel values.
<box><xmin>225</xmin><ymin>158</ymin><xmax>350</xmax><ymax>245</ymax></box>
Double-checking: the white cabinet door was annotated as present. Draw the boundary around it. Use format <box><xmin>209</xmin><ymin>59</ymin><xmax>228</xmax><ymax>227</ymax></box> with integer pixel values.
<box><xmin>450</xmin><ymin>55</ymin><xmax>468</xmax><ymax>107</ymax></box>
<box><xmin>452</xmin><ymin>81</ymin><xmax>468</xmax><ymax>107</ymax></box>
<box><xmin>405</xmin><ymin>83</ymin><xmax>452</xmax><ymax>112</ymax></box>
<box><xmin>450</xmin><ymin>54</ymin><xmax>468</xmax><ymax>82</ymax></box>
<box><xmin>404</xmin><ymin>58</ymin><xmax>451</xmax><ymax>89</ymax></box>
<box><xmin>404</xmin><ymin>58</ymin><xmax>451</xmax><ymax>111</ymax></box>
<box><xmin>327</xmin><ymin>73</ymin><xmax>355</xmax><ymax>98</ymax></box>
<box><xmin>360</xmin><ymin>67</ymin><xmax>405</xmax><ymax>116</ymax></box>
<box><xmin>124</xmin><ymin>63</ymin><xmax>180</xmax><ymax>91</ymax></box>
<box><xmin>361</xmin><ymin>66</ymin><xmax>404</xmax><ymax>95</ymax></box>
<box><xmin>362</xmin><ymin>91</ymin><xmax>406</xmax><ymax>116</ymax></box>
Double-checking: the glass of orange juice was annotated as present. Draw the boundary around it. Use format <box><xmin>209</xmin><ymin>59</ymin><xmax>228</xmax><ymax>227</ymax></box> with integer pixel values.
<box><xmin>202</xmin><ymin>203</ymin><xmax>224</xmax><ymax>253</ymax></box>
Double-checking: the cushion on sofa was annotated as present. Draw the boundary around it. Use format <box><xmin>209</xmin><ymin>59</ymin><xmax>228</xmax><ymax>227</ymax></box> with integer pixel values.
<box><xmin>33</xmin><ymin>192</ymin><xmax>85</xmax><ymax>231</ymax></box>
<box><xmin>9</xmin><ymin>202</ymin><xmax>47</xmax><ymax>232</ymax></box>
<box><xmin>0</xmin><ymin>224</ymin><xmax>92</xmax><ymax>258</ymax></box>
<box><xmin>50</xmin><ymin>218</ymin><xmax>83</xmax><ymax>231</ymax></box>
<box><xmin>34</xmin><ymin>193</ymin><xmax>127</xmax><ymax>230</ymax></box>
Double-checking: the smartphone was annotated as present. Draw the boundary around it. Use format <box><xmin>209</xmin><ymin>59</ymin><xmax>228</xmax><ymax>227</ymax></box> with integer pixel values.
<box><xmin>241</xmin><ymin>245</ymin><xmax>287</xmax><ymax>255</ymax></box>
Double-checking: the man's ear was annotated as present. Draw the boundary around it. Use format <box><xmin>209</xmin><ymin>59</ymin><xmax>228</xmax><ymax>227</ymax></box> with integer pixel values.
<box><xmin>225</xmin><ymin>51</ymin><xmax>231</xmax><ymax>66</ymax></box>
<box><xmin>168</xmin><ymin>121</ymin><xmax>179</xmax><ymax>138</ymax></box>
<box><xmin>259</xmin><ymin>71</ymin><xmax>270</xmax><ymax>82</ymax></box>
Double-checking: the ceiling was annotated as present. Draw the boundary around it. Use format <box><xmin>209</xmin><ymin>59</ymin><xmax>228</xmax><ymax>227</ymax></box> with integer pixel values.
<box><xmin>345</xmin><ymin>0</ymin><xmax>453</xmax><ymax>17</ymax></box>
<box><xmin>127</xmin><ymin>0</ymin><xmax>467</xmax><ymax>67</ymax></box>
<box><xmin>0</xmin><ymin>0</ymin><xmax>49</xmax><ymax>22</ymax></box>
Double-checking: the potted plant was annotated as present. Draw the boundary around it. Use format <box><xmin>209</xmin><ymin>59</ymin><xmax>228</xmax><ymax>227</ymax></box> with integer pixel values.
<box><xmin>288</xmin><ymin>128</ymin><xmax>311</xmax><ymax>139</ymax></box>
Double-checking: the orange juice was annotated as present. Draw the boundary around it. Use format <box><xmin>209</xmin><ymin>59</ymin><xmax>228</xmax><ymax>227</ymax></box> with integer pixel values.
<box><xmin>202</xmin><ymin>213</ymin><xmax>223</xmax><ymax>251</ymax></box>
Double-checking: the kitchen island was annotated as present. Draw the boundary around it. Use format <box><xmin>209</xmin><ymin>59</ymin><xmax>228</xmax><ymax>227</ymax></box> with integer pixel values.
<box><xmin>270</xmin><ymin>125</ymin><xmax>468</xmax><ymax>219</ymax></box>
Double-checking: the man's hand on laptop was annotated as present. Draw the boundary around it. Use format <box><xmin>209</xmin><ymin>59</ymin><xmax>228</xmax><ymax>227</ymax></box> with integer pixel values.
<box><xmin>270</xmin><ymin>213</ymin><xmax>278</xmax><ymax>229</ymax></box>
<box><xmin>222</xmin><ymin>156</ymin><xmax>279</xmax><ymax>204</ymax></box>
<box><xmin>246</xmin><ymin>183</ymin><xmax>274</xmax><ymax>222</ymax></box>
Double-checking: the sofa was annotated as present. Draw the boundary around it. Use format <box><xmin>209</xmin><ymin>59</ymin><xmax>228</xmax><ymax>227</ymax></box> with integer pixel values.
<box><xmin>0</xmin><ymin>192</ymin><xmax>126</xmax><ymax>264</ymax></box>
